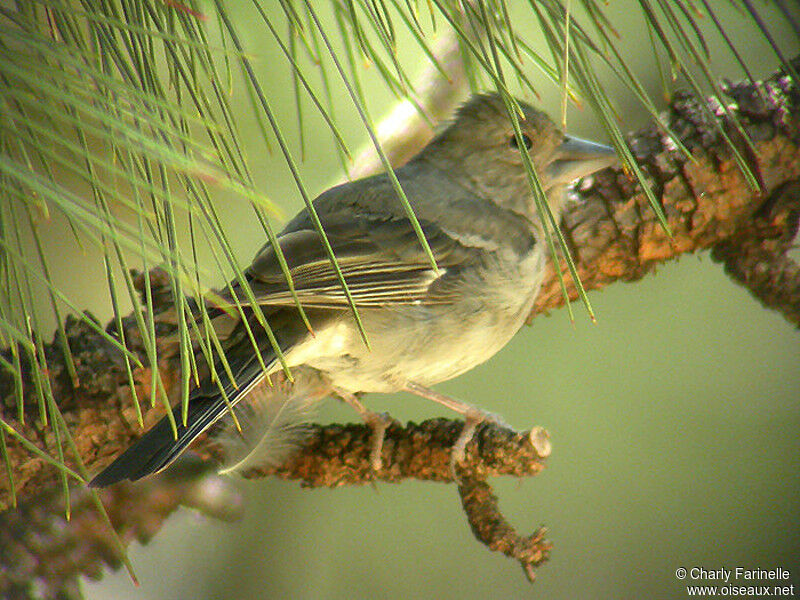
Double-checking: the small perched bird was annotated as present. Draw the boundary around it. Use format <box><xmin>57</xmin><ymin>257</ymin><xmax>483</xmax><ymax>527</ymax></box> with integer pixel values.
<box><xmin>90</xmin><ymin>93</ymin><xmax>616</xmax><ymax>487</ymax></box>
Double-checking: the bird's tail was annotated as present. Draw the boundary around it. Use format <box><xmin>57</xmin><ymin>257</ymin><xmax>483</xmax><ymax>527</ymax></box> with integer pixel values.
<box><xmin>89</xmin><ymin>331</ymin><xmax>289</xmax><ymax>487</ymax></box>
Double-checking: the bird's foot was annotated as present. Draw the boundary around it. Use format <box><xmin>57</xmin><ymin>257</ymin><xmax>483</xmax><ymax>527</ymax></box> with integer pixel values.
<box><xmin>334</xmin><ymin>388</ymin><xmax>395</xmax><ymax>471</ymax></box>
<box><xmin>450</xmin><ymin>408</ymin><xmax>506</xmax><ymax>478</ymax></box>
<box><xmin>402</xmin><ymin>382</ymin><xmax>511</xmax><ymax>480</ymax></box>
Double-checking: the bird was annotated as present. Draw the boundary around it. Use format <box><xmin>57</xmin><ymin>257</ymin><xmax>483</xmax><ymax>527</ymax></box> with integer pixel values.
<box><xmin>89</xmin><ymin>92</ymin><xmax>616</xmax><ymax>487</ymax></box>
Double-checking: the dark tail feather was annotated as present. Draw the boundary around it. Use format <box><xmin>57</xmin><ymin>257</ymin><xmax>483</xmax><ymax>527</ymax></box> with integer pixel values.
<box><xmin>88</xmin><ymin>395</ymin><xmax>225</xmax><ymax>487</ymax></box>
<box><xmin>89</xmin><ymin>342</ymin><xmax>274</xmax><ymax>487</ymax></box>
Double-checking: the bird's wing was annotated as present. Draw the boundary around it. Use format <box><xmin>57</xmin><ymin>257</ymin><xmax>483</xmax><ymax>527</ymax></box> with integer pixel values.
<box><xmin>220</xmin><ymin>214</ymin><xmax>482</xmax><ymax>310</ymax></box>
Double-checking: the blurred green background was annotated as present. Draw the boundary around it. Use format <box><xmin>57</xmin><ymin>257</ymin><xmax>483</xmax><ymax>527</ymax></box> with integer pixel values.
<box><xmin>39</xmin><ymin>1</ymin><xmax>796</xmax><ymax>598</ymax></box>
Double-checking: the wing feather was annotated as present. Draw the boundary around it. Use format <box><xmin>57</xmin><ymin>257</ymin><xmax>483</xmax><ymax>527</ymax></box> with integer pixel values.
<box><xmin>220</xmin><ymin>215</ymin><xmax>481</xmax><ymax>310</ymax></box>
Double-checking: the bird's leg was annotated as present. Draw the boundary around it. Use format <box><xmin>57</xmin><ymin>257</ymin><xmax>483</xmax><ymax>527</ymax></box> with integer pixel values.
<box><xmin>404</xmin><ymin>382</ymin><xmax>507</xmax><ymax>473</ymax></box>
<box><xmin>333</xmin><ymin>388</ymin><xmax>393</xmax><ymax>471</ymax></box>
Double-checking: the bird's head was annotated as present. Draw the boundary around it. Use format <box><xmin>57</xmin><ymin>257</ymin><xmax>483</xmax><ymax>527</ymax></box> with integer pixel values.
<box><xmin>419</xmin><ymin>93</ymin><xmax>617</xmax><ymax>225</ymax></box>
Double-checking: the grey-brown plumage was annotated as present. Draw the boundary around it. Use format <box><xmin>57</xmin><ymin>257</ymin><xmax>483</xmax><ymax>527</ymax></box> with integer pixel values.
<box><xmin>90</xmin><ymin>94</ymin><xmax>616</xmax><ymax>487</ymax></box>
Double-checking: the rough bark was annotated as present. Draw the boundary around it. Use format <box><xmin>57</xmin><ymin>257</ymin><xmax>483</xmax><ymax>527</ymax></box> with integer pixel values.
<box><xmin>1</xmin><ymin>57</ymin><xmax>798</xmax><ymax>597</ymax></box>
<box><xmin>533</xmin><ymin>78</ymin><xmax>800</xmax><ymax>322</ymax></box>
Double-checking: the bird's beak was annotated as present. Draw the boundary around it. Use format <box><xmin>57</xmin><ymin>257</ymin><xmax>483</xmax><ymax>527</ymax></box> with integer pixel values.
<box><xmin>545</xmin><ymin>135</ymin><xmax>617</xmax><ymax>186</ymax></box>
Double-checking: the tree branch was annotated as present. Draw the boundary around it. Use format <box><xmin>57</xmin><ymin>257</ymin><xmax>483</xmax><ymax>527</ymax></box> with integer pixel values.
<box><xmin>1</xmin><ymin>56</ymin><xmax>799</xmax><ymax>596</ymax></box>
<box><xmin>533</xmin><ymin>75</ymin><xmax>800</xmax><ymax>324</ymax></box>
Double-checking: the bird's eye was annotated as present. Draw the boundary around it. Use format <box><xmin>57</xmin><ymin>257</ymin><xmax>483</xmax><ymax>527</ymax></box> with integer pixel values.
<box><xmin>509</xmin><ymin>133</ymin><xmax>532</xmax><ymax>151</ymax></box>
